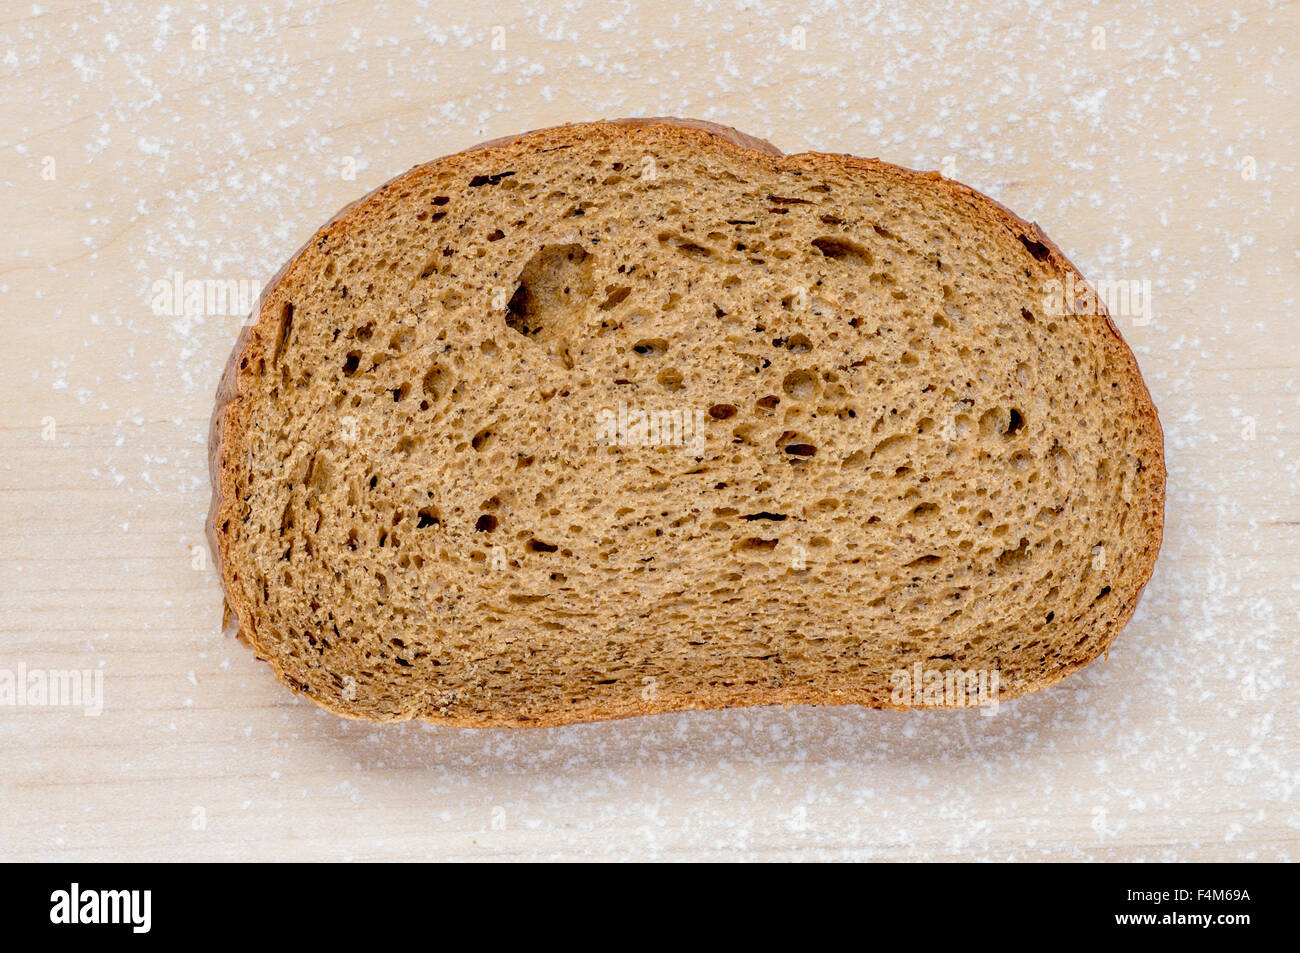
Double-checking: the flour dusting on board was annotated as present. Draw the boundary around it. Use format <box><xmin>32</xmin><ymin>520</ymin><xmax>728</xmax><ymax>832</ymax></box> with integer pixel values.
<box><xmin>0</xmin><ymin>1</ymin><xmax>1294</xmax><ymax>862</ymax></box>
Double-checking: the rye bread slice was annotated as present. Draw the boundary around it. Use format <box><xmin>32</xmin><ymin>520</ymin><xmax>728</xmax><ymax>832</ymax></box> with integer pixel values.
<box><xmin>208</xmin><ymin>118</ymin><xmax>1165</xmax><ymax>726</ymax></box>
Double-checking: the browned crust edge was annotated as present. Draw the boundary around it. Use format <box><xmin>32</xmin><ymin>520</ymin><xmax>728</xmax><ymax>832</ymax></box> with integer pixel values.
<box><xmin>207</xmin><ymin>117</ymin><xmax>1166</xmax><ymax>727</ymax></box>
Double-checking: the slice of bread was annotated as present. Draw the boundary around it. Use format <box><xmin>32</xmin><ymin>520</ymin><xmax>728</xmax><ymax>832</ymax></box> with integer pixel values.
<box><xmin>208</xmin><ymin>118</ymin><xmax>1165</xmax><ymax>726</ymax></box>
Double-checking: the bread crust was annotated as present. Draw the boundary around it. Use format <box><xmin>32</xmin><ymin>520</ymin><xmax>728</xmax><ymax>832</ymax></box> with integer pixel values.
<box><xmin>208</xmin><ymin>118</ymin><xmax>1165</xmax><ymax>726</ymax></box>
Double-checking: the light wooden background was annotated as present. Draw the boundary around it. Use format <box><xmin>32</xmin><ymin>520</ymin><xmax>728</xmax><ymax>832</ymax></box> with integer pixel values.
<box><xmin>2</xmin><ymin>0</ymin><xmax>1296</xmax><ymax>861</ymax></box>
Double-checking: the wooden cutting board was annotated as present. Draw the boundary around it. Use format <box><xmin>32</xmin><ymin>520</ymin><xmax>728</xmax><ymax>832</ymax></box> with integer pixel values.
<box><xmin>1</xmin><ymin>0</ymin><xmax>1295</xmax><ymax>861</ymax></box>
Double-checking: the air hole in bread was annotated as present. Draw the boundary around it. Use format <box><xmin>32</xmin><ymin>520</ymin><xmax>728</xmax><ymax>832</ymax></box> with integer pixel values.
<box><xmin>468</xmin><ymin>171</ymin><xmax>515</xmax><ymax>187</ymax></box>
<box><xmin>782</xmin><ymin>370</ymin><xmax>818</xmax><ymax>400</ymax></box>
<box><xmin>996</xmin><ymin>538</ymin><xmax>1031</xmax><ymax>568</ymax></box>
<box><xmin>1006</xmin><ymin>408</ymin><xmax>1026</xmax><ymax>436</ymax></box>
<box><xmin>632</xmin><ymin>338</ymin><xmax>668</xmax><ymax>357</ymax></box>
<box><xmin>1019</xmin><ymin>234</ymin><xmax>1051</xmax><ymax>261</ymax></box>
<box><xmin>812</xmin><ymin>236</ymin><xmax>873</xmax><ymax>266</ymax></box>
<box><xmin>657</xmin><ymin>368</ymin><xmax>684</xmax><ymax>391</ymax></box>
<box><xmin>421</xmin><ymin>363</ymin><xmax>445</xmax><ymax>398</ymax></box>
<box><xmin>505</xmin><ymin>243</ymin><xmax>594</xmax><ymax>338</ymax></box>
<box><xmin>658</xmin><ymin>232</ymin><xmax>715</xmax><ymax>260</ymax></box>
<box><xmin>272</xmin><ymin>302</ymin><xmax>294</xmax><ymax>366</ymax></box>
<box><xmin>599</xmin><ymin>286</ymin><xmax>632</xmax><ymax>310</ymax></box>
<box><xmin>782</xmin><ymin>439</ymin><xmax>816</xmax><ymax>458</ymax></box>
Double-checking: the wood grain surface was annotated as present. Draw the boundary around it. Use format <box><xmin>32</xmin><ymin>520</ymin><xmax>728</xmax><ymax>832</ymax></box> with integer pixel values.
<box><xmin>1</xmin><ymin>0</ymin><xmax>1296</xmax><ymax>861</ymax></box>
